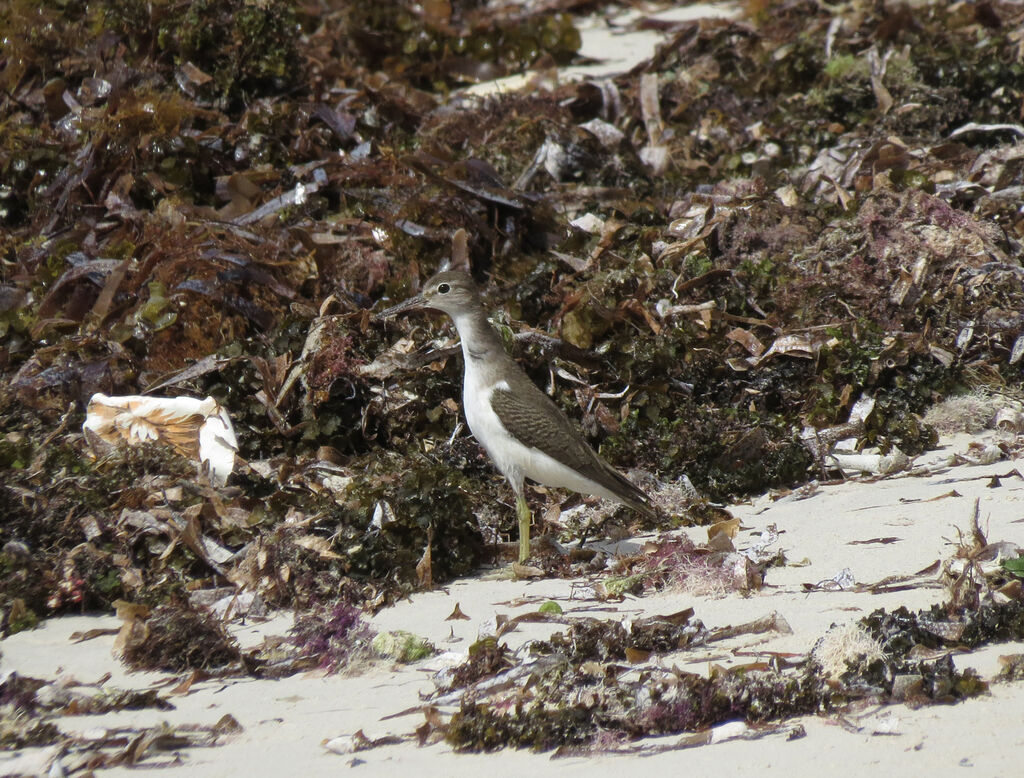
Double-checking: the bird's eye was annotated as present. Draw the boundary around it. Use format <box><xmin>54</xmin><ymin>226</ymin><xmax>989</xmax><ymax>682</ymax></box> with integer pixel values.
<box><xmin>437</xmin><ymin>283</ymin><xmax>451</xmax><ymax>294</ymax></box>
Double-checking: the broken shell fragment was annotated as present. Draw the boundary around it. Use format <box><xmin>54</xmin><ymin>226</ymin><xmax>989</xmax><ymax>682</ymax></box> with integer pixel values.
<box><xmin>83</xmin><ymin>393</ymin><xmax>238</xmax><ymax>485</ymax></box>
<box><xmin>1010</xmin><ymin>335</ymin><xmax>1024</xmax><ymax>365</ymax></box>
<box><xmin>993</xmin><ymin>407</ymin><xmax>1024</xmax><ymax>432</ymax></box>
<box><xmin>754</xmin><ymin>333</ymin><xmax>819</xmax><ymax>365</ymax></box>
<box><xmin>827</xmin><ymin>448</ymin><xmax>910</xmax><ymax>476</ymax></box>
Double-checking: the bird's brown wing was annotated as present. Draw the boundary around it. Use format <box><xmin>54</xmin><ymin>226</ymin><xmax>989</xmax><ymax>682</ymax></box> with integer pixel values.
<box><xmin>489</xmin><ymin>383</ymin><xmax>653</xmax><ymax>516</ymax></box>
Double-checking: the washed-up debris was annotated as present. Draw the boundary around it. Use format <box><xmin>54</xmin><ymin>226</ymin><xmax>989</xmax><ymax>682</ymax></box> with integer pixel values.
<box><xmin>391</xmin><ymin>603</ymin><xmax>989</xmax><ymax>753</ymax></box>
<box><xmin>323</xmin><ymin>729</ymin><xmax>404</xmax><ymax>756</ymax></box>
<box><xmin>924</xmin><ymin>391</ymin><xmax>1024</xmax><ymax>435</ymax></box>
<box><xmin>0</xmin><ymin>710</ymin><xmax>242</xmax><ymax>776</ymax></box>
<box><xmin>807</xmin><ymin>567</ymin><xmax>858</xmax><ymax>592</ymax></box>
<box><xmin>803</xmin><ymin>560</ymin><xmax>946</xmax><ymax>596</ymax></box>
<box><xmin>828</xmin><ymin>447</ymin><xmax>912</xmax><ymax>476</ymax></box>
<box><xmin>848</xmin><ymin>536</ymin><xmax>901</xmax><ymax>546</ymax></box>
<box><xmin>812</xmin><ymin>622</ymin><xmax>886</xmax><ymax>679</ymax></box>
<box><xmin>372</xmin><ymin>630</ymin><xmax>435</xmax><ymax>663</ymax></box>
<box><xmin>592</xmin><ymin>528</ymin><xmax>774</xmax><ymax>600</ymax></box>
<box><xmin>995</xmin><ymin>654</ymin><xmax>1024</xmax><ymax>682</ymax></box>
<box><xmin>4</xmin><ymin>0</ymin><xmax>1023</xmax><ymax>635</ymax></box>
<box><xmin>114</xmin><ymin>600</ymin><xmax>243</xmax><ymax>673</ymax></box>
<box><xmin>942</xmin><ymin>498</ymin><xmax>1023</xmax><ymax>610</ymax></box>
<box><xmin>801</xmin><ymin>395</ymin><xmax>885</xmax><ymax>473</ymax></box>
<box><xmin>706</xmin><ymin>611</ymin><xmax>793</xmax><ymax>643</ymax></box>
<box><xmin>446</xmin><ymin>602</ymin><xmax>471</xmax><ymax>621</ymax></box>
<box><xmin>1</xmin><ymin>671</ymin><xmax>173</xmax><ymax>724</ymax></box>
<box><xmin>189</xmin><ymin>587</ymin><xmax>267</xmax><ymax>620</ymax></box>
<box><xmin>83</xmin><ymin>394</ymin><xmax>238</xmax><ymax>486</ymax></box>
<box><xmin>4</xmin><ymin>0</ymin><xmax>1024</xmax><ymax>758</ymax></box>
<box><xmin>0</xmin><ymin>670</ymin><xmax>243</xmax><ymax>773</ymax></box>
<box><xmin>863</xmin><ymin>598</ymin><xmax>1024</xmax><ymax>661</ymax></box>
<box><xmin>290</xmin><ymin>603</ymin><xmax>376</xmax><ymax>674</ymax></box>
<box><xmin>347</xmin><ymin>509</ymin><xmax>1022</xmax><ymax>754</ymax></box>
<box><xmin>576</xmin><ymin>720</ymin><xmax>807</xmax><ymax>756</ymax></box>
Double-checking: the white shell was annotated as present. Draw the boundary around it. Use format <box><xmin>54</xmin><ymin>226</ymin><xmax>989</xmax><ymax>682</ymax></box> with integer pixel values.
<box><xmin>83</xmin><ymin>393</ymin><xmax>238</xmax><ymax>485</ymax></box>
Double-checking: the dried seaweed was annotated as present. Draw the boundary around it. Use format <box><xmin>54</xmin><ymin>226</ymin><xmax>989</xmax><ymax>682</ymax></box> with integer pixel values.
<box><xmin>0</xmin><ymin>670</ymin><xmax>177</xmax><ymax>753</ymax></box>
<box><xmin>428</xmin><ymin>601</ymin><xmax>992</xmax><ymax>753</ymax></box>
<box><xmin>117</xmin><ymin>600</ymin><xmax>243</xmax><ymax>673</ymax></box>
<box><xmin>290</xmin><ymin>602</ymin><xmax>376</xmax><ymax>673</ymax></box>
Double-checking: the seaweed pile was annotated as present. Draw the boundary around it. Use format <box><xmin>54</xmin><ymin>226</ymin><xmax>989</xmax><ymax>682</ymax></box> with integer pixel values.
<box><xmin>2</xmin><ymin>0</ymin><xmax>1023</xmax><ymax>700</ymax></box>
<box><xmin>0</xmin><ymin>665</ymin><xmax>242</xmax><ymax>770</ymax></box>
<box><xmin>422</xmin><ymin>603</ymin><xmax>996</xmax><ymax>753</ymax></box>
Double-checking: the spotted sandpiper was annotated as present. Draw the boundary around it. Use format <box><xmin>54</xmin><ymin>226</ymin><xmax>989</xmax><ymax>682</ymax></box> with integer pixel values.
<box><xmin>376</xmin><ymin>268</ymin><xmax>654</xmax><ymax>562</ymax></box>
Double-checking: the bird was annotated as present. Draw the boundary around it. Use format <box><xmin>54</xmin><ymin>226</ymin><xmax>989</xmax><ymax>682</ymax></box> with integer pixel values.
<box><xmin>376</xmin><ymin>266</ymin><xmax>654</xmax><ymax>563</ymax></box>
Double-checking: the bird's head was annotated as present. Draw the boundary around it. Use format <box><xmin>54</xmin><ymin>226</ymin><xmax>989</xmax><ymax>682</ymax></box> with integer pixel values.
<box><xmin>375</xmin><ymin>270</ymin><xmax>481</xmax><ymax>320</ymax></box>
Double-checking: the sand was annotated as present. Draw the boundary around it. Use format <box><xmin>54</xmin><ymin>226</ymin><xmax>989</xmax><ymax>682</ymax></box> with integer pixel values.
<box><xmin>3</xmin><ymin>428</ymin><xmax>1024</xmax><ymax>777</ymax></box>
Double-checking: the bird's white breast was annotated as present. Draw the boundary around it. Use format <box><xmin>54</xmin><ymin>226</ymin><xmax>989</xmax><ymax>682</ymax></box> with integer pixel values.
<box><xmin>462</xmin><ymin>365</ymin><xmax>520</xmax><ymax>480</ymax></box>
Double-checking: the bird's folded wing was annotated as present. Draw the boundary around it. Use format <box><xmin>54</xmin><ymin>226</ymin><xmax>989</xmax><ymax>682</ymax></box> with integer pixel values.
<box><xmin>490</xmin><ymin>386</ymin><xmax>599</xmax><ymax>472</ymax></box>
<box><xmin>490</xmin><ymin>385</ymin><xmax>652</xmax><ymax>514</ymax></box>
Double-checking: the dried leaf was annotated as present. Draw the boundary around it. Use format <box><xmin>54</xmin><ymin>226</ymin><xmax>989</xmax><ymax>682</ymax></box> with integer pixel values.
<box><xmin>69</xmin><ymin>627</ymin><xmax>120</xmax><ymax>643</ymax></box>
<box><xmin>445</xmin><ymin>603</ymin><xmax>470</xmax><ymax>621</ymax></box>
<box><xmin>848</xmin><ymin>536</ymin><xmax>902</xmax><ymax>545</ymax></box>
<box><xmin>725</xmin><ymin>327</ymin><xmax>766</xmax><ymax>357</ymax></box>
<box><xmin>707</xmin><ymin>517</ymin><xmax>741</xmax><ymax>543</ymax></box>
<box><xmin>168</xmin><ymin>669</ymin><xmax>208</xmax><ymax>696</ymax></box>
<box><xmin>624</xmin><ymin>646</ymin><xmax>651</xmax><ymax>664</ymax></box>
<box><xmin>417</xmin><ymin>522</ymin><xmax>434</xmax><ymax>589</ymax></box>
<box><xmin>290</xmin><ymin>534</ymin><xmax>342</xmax><ymax>560</ymax></box>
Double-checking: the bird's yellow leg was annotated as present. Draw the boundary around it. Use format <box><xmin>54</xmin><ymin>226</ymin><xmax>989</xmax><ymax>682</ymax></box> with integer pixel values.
<box><xmin>516</xmin><ymin>493</ymin><xmax>531</xmax><ymax>563</ymax></box>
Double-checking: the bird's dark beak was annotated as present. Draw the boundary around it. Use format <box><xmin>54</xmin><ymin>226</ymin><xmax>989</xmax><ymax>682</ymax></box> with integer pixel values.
<box><xmin>375</xmin><ymin>294</ymin><xmax>427</xmax><ymax>321</ymax></box>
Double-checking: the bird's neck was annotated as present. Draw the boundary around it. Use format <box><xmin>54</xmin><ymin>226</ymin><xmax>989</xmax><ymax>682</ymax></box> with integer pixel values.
<box><xmin>451</xmin><ymin>307</ymin><xmax>507</xmax><ymax>366</ymax></box>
